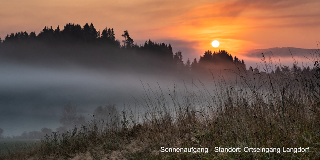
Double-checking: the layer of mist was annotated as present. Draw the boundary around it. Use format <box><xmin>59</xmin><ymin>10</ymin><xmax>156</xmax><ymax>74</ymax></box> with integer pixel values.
<box><xmin>0</xmin><ymin>60</ymin><xmax>191</xmax><ymax>137</ymax></box>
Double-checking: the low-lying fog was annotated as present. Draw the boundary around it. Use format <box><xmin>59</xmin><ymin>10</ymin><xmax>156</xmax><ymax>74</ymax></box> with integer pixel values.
<box><xmin>1</xmin><ymin>47</ymin><xmax>316</xmax><ymax>138</ymax></box>
<box><xmin>0</xmin><ymin>60</ymin><xmax>213</xmax><ymax>137</ymax></box>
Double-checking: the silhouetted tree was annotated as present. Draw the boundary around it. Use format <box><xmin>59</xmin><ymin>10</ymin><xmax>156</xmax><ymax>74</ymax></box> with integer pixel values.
<box><xmin>101</xmin><ymin>27</ymin><xmax>115</xmax><ymax>41</ymax></box>
<box><xmin>55</xmin><ymin>25</ymin><xmax>60</xmax><ymax>34</ymax></box>
<box><xmin>199</xmin><ymin>50</ymin><xmax>235</xmax><ymax>66</ymax></box>
<box><xmin>83</xmin><ymin>23</ymin><xmax>98</xmax><ymax>42</ymax></box>
<box><xmin>100</xmin><ymin>27</ymin><xmax>120</xmax><ymax>47</ymax></box>
<box><xmin>38</xmin><ymin>26</ymin><xmax>55</xmax><ymax>42</ymax></box>
<box><xmin>241</xmin><ymin>60</ymin><xmax>246</xmax><ymax>69</ymax></box>
<box><xmin>122</xmin><ymin>30</ymin><xmax>134</xmax><ymax>48</ymax></box>
<box><xmin>185</xmin><ymin>58</ymin><xmax>191</xmax><ymax>70</ymax></box>
<box><xmin>199</xmin><ymin>50</ymin><xmax>213</xmax><ymax>63</ymax></box>
<box><xmin>168</xmin><ymin>44</ymin><xmax>172</xmax><ymax>53</ymax></box>
<box><xmin>214</xmin><ymin>50</ymin><xmax>233</xmax><ymax>63</ymax></box>
<box><xmin>191</xmin><ymin>58</ymin><xmax>198</xmax><ymax>70</ymax></box>
<box><xmin>232</xmin><ymin>56</ymin><xmax>246</xmax><ymax>70</ymax></box>
<box><xmin>4</xmin><ymin>31</ymin><xmax>30</xmax><ymax>43</ymax></box>
<box><xmin>62</xmin><ymin>23</ymin><xmax>83</xmax><ymax>42</ymax></box>
<box><xmin>234</xmin><ymin>56</ymin><xmax>239</xmax><ymax>63</ymax></box>
<box><xmin>29</xmin><ymin>32</ymin><xmax>36</xmax><ymax>41</ymax></box>
<box><xmin>173</xmin><ymin>51</ymin><xmax>183</xmax><ymax>69</ymax></box>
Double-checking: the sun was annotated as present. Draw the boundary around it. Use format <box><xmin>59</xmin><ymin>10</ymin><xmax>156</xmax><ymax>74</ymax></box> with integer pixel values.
<box><xmin>211</xmin><ymin>40</ymin><xmax>219</xmax><ymax>47</ymax></box>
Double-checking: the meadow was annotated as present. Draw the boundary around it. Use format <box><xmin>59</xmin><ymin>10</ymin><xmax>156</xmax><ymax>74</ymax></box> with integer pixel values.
<box><xmin>0</xmin><ymin>139</ymin><xmax>40</xmax><ymax>158</ymax></box>
<box><xmin>1</xmin><ymin>56</ymin><xmax>320</xmax><ymax>160</ymax></box>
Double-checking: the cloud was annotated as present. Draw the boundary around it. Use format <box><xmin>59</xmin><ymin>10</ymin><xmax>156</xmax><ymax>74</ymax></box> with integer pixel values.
<box><xmin>244</xmin><ymin>47</ymin><xmax>319</xmax><ymax>58</ymax></box>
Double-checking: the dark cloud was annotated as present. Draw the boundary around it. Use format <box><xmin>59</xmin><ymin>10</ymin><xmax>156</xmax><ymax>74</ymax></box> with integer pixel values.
<box><xmin>245</xmin><ymin>47</ymin><xmax>319</xmax><ymax>58</ymax></box>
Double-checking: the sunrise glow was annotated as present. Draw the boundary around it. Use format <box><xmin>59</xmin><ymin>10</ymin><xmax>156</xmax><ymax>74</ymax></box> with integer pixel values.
<box><xmin>0</xmin><ymin>0</ymin><xmax>319</xmax><ymax>64</ymax></box>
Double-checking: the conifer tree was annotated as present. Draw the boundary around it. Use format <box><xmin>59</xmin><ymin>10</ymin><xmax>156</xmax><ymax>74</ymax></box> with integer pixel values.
<box><xmin>121</xmin><ymin>30</ymin><xmax>134</xmax><ymax>48</ymax></box>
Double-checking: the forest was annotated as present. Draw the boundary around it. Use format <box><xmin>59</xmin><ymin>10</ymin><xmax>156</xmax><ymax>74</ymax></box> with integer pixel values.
<box><xmin>0</xmin><ymin>23</ymin><xmax>248</xmax><ymax>76</ymax></box>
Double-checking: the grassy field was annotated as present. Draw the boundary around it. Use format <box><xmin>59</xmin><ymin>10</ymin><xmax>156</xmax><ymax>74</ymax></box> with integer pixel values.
<box><xmin>1</xmin><ymin>61</ymin><xmax>320</xmax><ymax>159</ymax></box>
<box><xmin>0</xmin><ymin>139</ymin><xmax>40</xmax><ymax>158</ymax></box>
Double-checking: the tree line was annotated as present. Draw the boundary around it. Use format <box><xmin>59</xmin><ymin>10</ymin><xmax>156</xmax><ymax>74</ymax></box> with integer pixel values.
<box><xmin>0</xmin><ymin>23</ymin><xmax>248</xmax><ymax>75</ymax></box>
<box><xmin>0</xmin><ymin>23</ymin><xmax>319</xmax><ymax>77</ymax></box>
<box><xmin>1</xmin><ymin>23</ymin><xmax>317</xmax><ymax>82</ymax></box>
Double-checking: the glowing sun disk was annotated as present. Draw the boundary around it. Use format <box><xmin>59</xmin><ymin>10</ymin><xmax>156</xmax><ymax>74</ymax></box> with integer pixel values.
<box><xmin>212</xmin><ymin>40</ymin><xmax>219</xmax><ymax>47</ymax></box>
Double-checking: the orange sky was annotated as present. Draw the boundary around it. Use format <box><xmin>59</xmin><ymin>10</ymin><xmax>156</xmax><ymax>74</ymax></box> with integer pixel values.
<box><xmin>1</xmin><ymin>0</ymin><xmax>319</xmax><ymax>62</ymax></box>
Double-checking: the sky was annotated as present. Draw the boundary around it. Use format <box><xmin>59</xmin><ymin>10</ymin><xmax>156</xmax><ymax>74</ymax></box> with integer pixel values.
<box><xmin>1</xmin><ymin>0</ymin><xmax>319</xmax><ymax>63</ymax></box>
